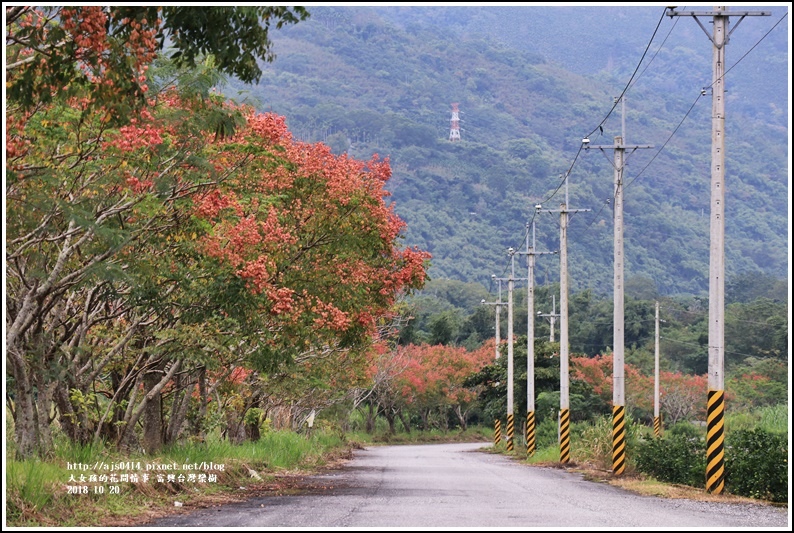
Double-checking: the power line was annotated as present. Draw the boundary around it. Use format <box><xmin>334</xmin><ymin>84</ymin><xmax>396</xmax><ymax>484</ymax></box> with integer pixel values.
<box><xmin>627</xmin><ymin>8</ymin><xmax>682</xmax><ymax>92</ymax></box>
<box><xmin>624</xmin><ymin>10</ymin><xmax>787</xmax><ymax>191</ymax></box>
<box><xmin>659</xmin><ymin>306</ymin><xmax>787</xmax><ymax>327</ymax></box>
<box><xmin>659</xmin><ymin>336</ymin><xmax>778</xmax><ymax>360</ymax></box>
<box><xmin>585</xmin><ymin>8</ymin><xmax>668</xmax><ymax>142</ymax></box>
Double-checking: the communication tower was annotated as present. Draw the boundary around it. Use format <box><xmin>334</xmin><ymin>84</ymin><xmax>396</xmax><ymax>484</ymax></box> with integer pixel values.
<box><xmin>449</xmin><ymin>103</ymin><xmax>461</xmax><ymax>142</ymax></box>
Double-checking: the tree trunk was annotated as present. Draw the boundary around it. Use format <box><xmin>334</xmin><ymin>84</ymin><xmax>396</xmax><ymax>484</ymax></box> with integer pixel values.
<box><xmin>193</xmin><ymin>366</ymin><xmax>207</xmax><ymax>439</ymax></box>
<box><xmin>454</xmin><ymin>405</ymin><xmax>468</xmax><ymax>431</ymax></box>
<box><xmin>11</xmin><ymin>364</ymin><xmax>38</xmax><ymax>459</ymax></box>
<box><xmin>120</xmin><ymin>358</ymin><xmax>181</xmax><ymax>454</ymax></box>
<box><xmin>33</xmin><ymin>374</ymin><xmax>56</xmax><ymax>457</ymax></box>
<box><xmin>366</xmin><ymin>402</ymin><xmax>375</xmax><ymax>433</ymax></box>
<box><xmin>420</xmin><ymin>408</ymin><xmax>430</xmax><ymax>431</ymax></box>
<box><xmin>398</xmin><ymin>409</ymin><xmax>411</xmax><ymax>433</ymax></box>
<box><xmin>142</xmin><ymin>361</ymin><xmax>164</xmax><ymax>454</ymax></box>
<box><xmin>165</xmin><ymin>371</ymin><xmax>192</xmax><ymax>445</ymax></box>
<box><xmin>224</xmin><ymin>409</ymin><xmax>246</xmax><ymax>444</ymax></box>
<box><xmin>384</xmin><ymin>408</ymin><xmax>396</xmax><ymax>435</ymax></box>
<box><xmin>53</xmin><ymin>381</ymin><xmax>86</xmax><ymax>444</ymax></box>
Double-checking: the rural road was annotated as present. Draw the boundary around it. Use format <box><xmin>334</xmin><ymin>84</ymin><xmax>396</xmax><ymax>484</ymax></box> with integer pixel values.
<box><xmin>144</xmin><ymin>442</ymin><xmax>789</xmax><ymax>528</ymax></box>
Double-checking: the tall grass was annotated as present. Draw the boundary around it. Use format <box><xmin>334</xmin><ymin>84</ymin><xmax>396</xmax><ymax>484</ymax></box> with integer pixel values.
<box><xmin>159</xmin><ymin>429</ymin><xmax>346</xmax><ymax>472</ymax></box>
<box><xmin>725</xmin><ymin>403</ymin><xmax>788</xmax><ymax>435</ymax></box>
<box><xmin>52</xmin><ymin>434</ymin><xmax>111</xmax><ymax>464</ymax></box>
<box><xmin>755</xmin><ymin>404</ymin><xmax>788</xmax><ymax>434</ymax></box>
<box><xmin>6</xmin><ymin>460</ymin><xmax>60</xmax><ymax>522</ymax></box>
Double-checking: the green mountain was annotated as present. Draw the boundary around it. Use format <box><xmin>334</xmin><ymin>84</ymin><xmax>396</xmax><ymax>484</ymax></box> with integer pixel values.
<box><xmin>224</xmin><ymin>5</ymin><xmax>789</xmax><ymax>298</ymax></box>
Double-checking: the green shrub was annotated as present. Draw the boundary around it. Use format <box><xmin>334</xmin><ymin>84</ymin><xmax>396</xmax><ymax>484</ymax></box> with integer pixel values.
<box><xmin>725</xmin><ymin>429</ymin><xmax>788</xmax><ymax>503</ymax></box>
<box><xmin>573</xmin><ymin>416</ymin><xmax>612</xmax><ymax>470</ymax></box>
<box><xmin>534</xmin><ymin>418</ymin><xmax>558</xmax><ymax>450</ymax></box>
<box><xmin>668</xmin><ymin>420</ymin><xmax>704</xmax><ymax>439</ymax></box>
<box><xmin>634</xmin><ymin>433</ymin><xmax>706</xmax><ymax>487</ymax></box>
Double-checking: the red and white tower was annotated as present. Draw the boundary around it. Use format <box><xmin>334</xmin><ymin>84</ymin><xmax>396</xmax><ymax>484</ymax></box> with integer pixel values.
<box><xmin>449</xmin><ymin>103</ymin><xmax>461</xmax><ymax>142</ymax></box>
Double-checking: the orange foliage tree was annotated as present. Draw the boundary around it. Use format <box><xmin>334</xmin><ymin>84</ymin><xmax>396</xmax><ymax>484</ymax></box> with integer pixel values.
<box><xmin>396</xmin><ymin>341</ymin><xmax>495</xmax><ymax>430</ymax></box>
<box><xmin>571</xmin><ymin>354</ymin><xmax>707</xmax><ymax>424</ymax></box>
<box><xmin>195</xmin><ymin>107</ymin><xmax>430</xmax><ymax>371</ymax></box>
<box><xmin>6</xmin><ymin>6</ymin><xmax>429</xmax><ymax>456</ymax></box>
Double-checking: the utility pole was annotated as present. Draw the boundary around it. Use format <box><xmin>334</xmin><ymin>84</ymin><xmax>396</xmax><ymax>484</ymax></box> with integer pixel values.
<box><xmin>482</xmin><ymin>278</ymin><xmax>505</xmax><ymax>445</ymax></box>
<box><xmin>587</xmin><ymin>95</ymin><xmax>652</xmax><ymax>476</ymax></box>
<box><xmin>537</xmin><ymin>173</ymin><xmax>589</xmax><ymax>464</ymax></box>
<box><xmin>482</xmin><ymin>277</ymin><xmax>505</xmax><ymax>360</ymax></box>
<box><xmin>667</xmin><ymin>5</ymin><xmax>769</xmax><ymax>495</ymax></box>
<box><xmin>494</xmin><ymin>249</ymin><xmax>526</xmax><ymax>452</ymax></box>
<box><xmin>517</xmin><ymin>219</ymin><xmax>556</xmax><ymax>457</ymax></box>
<box><xmin>538</xmin><ymin>295</ymin><xmax>559</xmax><ymax>342</ymax></box>
<box><xmin>654</xmin><ymin>301</ymin><xmax>662</xmax><ymax>438</ymax></box>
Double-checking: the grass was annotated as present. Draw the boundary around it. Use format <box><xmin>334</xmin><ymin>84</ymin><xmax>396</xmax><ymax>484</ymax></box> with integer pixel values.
<box><xmin>6</xmin><ymin>460</ymin><xmax>60</xmax><ymax>524</ymax></box>
<box><xmin>725</xmin><ymin>404</ymin><xmax>789</xmax><ymax>435</ymax></box>
<box><xmin>5</xmin><ymin>428</ymin><xmax>352</xmax><ymax>527</ymax></box>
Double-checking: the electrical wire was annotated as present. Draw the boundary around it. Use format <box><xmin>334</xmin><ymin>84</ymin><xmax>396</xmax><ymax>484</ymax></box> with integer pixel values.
<box><xmin>627</xmin><ymin>8</ymin><xmax>682</xmax><ymax>92</ymax></box>
<box><xmin>659</xmin><ymin>336</ymin><xmax>779</xmax><ymax>360</ymax></box>
<box><xmin>624</xmin><ymin>10</ymin><xmax>788</xmax><ymax>191</ymax></box>
<box><xmin>659</xmin><ymin>306</ymin><xmax>787</xmax><ymax>327</ymax></box>
<box><xmin>544</xmin><ymin>7</ymin><xmax>670</xmax><ymax>232</ymax></box>
<box><xmin>584</xmin><ymin>8</ymin><xmax>668</xmax><ymax>143</ymax></box>
<box><xmin>488</xmin><ymin>8</ymin><xmax>787</xmax><ymax>296</ymax></box>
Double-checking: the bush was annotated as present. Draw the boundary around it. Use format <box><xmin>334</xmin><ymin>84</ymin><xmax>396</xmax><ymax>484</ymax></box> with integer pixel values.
<box><xmin>534</xmin><ymin>418</ymin><xmax>558</xmax><ymax>450</ymax></box>
<box><xmin>573</xmin><ymin>416</ymin><xmax>613</xmax><ymax>470</ymax></box>
<box><xmin>725</xmin><ymin>429</ymin><xmax>788</xmax><ymax>503</ymax></box>
<box><xmin>668</xmin><ymin>420</ymin><xmax>704</xmax><ymax>439</ymax></box>
<box><xmin>634</xmin><ymin>433</ymin><xmax>706</xmax><ymax>487</ymax></box>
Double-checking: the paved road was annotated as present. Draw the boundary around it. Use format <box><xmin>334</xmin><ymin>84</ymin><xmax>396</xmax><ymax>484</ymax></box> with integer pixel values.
<box><xmin>145</xmin><ymin>442</ymin><xmax>789</xmax><ymax>528</ymax></box>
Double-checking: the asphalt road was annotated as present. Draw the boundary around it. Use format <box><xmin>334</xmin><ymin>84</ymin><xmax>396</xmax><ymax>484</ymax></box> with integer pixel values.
<box><xmin>145</xmin><ymin>442</ymin><xmax>789</xmax><ymax>528</ymax></box>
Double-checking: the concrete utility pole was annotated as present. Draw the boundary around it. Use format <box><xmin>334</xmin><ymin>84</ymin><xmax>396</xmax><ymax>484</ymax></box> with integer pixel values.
<box><xmin>587</xmin><ymin>96</ymin><xmax>652</xmax><ymax>476</ymax></box>
<box><xmin>482</xmin><ymin>277</ymin><xmax>505</xmax><ymax>360</ymax></box>
<box><xmin>538</xmin><ymin>295</ymin><xmax>559</xmax><ymax>342</ymax></box>
<box><xmin>667</xmin><ymin>5</ymin><xmax>769</xmax><ymax>495</ymax></box>
<box><xmin>494</xmin><ymin>249</ymin><xmax>526</xmax><ymax>452</ymax></box>
<box><xmin>537</xmin><ymin>174</ymin><xmax>589</xmax><ymax>464</ymax></box>
<box><xmin>482</xmin><ymin>279</ymin><xmax>505</xmax><ymax>445</ymax></box>
<box><xmin>517</xmin><ymin>219</ymin><xmax>556</xmax><ymax>457</ymax></box>
<box><xmin>654</xmin><ymin>301</ymin><xmax>662</xmax><ymax>438</ymax></box>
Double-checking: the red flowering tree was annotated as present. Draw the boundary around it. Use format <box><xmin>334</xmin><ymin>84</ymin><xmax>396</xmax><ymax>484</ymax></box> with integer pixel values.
<box><xmin>6</xmin><ymin>6</ymin><xmax>307</xmax><ymax>116</ymax></box>
<box><xmin>6</xmin><ymin>7</ymin><xmax>429</xmax><ymax>457</ymax></box>
<box><xmin>397</xmin><ymin>342</ymin><xmax>494</xmax><ymax>430</ymax></box>
<box><xmin>194</xmin><ymin>107</ymin><xmax>430</xmax><ymax>372</ymax></box>
<box><xmin>572</xmin><ymin>355</ymin><xmax>708</xmax><ymax>424</ymax></box>
<box><xmin>658</xmin><ymin>371</ymin><xmax>708</xmax><ymax>425</ymax></box>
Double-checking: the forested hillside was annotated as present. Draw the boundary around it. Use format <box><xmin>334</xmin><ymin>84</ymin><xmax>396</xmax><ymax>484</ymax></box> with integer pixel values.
<box><xmin>225</xmin><ymin>5</ymin><xmax>789</xmax><ymax>297</ymax></box>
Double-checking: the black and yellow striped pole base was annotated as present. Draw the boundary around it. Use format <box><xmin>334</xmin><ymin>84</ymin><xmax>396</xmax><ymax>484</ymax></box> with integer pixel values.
<box><xmin>706</xmin><ymin>389</ymin><xmax>725</xmax><ymax>494</ymax></box>
<box><xmin>506</xmin><ymin>413</ymin><xmax>515</xmax><ymax>451</ymax></box>
<box><xmin>494</xmin><ymin>419</ymin><xmax>501</xmax><ymax>447</ymax></box>
<box><xmin>653</xmin><ymin>415</ymin><xmax>662</xmax><ymax>438</ymax></box>
<box><xmin>612</xmin><ymin>405</ymin><xmax>626</xmax><ymax>475</ymax></box>
<box><xmin>559</xmin><ymin>408</ymin><xmax>570</xmax><ymax>464</ymax></box>
<box><xmin>526</xmin><ymin>411</ymin><xmax>536</xmax><ymax>457</ymax></box>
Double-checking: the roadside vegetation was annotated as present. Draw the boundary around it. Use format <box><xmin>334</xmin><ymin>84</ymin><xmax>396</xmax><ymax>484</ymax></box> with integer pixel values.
<box><xmin>8</xmin><ymin>402</ymin><xmax>786</xmax><ymax>527</ymax></box>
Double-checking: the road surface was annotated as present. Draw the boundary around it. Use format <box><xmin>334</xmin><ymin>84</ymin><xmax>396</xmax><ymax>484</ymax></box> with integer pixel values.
<box><xmin>145</xmin><ymin>442</ymin><xmax>789</xmax><ymax>528</ymax></box>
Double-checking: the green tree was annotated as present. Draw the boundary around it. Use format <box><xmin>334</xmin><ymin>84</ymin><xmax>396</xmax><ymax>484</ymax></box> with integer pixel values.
<box><xmin>6</xmin><ymin>6</ymin><xmax>309</xmax><ymax>116</ymax></box>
